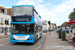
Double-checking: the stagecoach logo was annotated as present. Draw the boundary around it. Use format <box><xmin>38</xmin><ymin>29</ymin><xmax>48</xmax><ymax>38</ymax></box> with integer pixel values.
<box><xmin>13</xmin><ymin>35</ymin><xmax>30</xmax><ymax>40</ymax></box>
<box><xmin>17</xmin><ymin>36</ymin><xmax>25</xmax><ymax>38</ymax></box>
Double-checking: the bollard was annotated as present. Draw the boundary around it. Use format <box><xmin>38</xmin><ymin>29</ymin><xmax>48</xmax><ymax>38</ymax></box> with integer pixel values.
<box><xmin>61</xmin><ymin>30</ymin><xmax>66</xmax><ymax>41</ymax></box>
<box><xmin>58</xmin><ymin>29</ymin><xmax>61</xmax><ymax>39</ymax></box>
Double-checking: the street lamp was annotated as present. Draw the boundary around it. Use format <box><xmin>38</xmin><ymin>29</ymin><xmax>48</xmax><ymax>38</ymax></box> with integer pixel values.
<box><xmin>48</xmin><ymin>21</ymin><xmax>51</xmax><ymax>35</ymax></box>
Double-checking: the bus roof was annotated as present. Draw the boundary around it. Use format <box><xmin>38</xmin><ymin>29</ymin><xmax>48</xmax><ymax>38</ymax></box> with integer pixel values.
<box><xmin>12</xmin><ymin>5</ymin><xmax>34</xmax><ymax>7</ymax></box>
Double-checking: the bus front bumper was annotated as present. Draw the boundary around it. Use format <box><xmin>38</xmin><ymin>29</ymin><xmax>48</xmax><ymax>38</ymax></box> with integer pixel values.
<box><xmin>10</xmin><ymin>38</ymin><xmax>34</xmax><ymax>43</ymax></box>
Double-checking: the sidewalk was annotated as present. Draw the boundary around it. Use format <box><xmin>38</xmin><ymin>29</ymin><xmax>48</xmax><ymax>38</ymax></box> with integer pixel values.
<box><xmin>43</xmin><ymin>31</ymin><xmax>75</xmax><ymax>50</ymax></box>
<box><xmin>0</xmin><ymin>34</ymin><xmax>10</xmax><ymax>39</ymax></box>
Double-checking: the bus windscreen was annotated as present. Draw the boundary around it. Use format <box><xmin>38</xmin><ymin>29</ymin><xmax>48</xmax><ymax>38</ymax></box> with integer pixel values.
<box><xmin>11</xmin><ymin>24</ymin><xmax>34</xmax><ymax>34</ymax></box>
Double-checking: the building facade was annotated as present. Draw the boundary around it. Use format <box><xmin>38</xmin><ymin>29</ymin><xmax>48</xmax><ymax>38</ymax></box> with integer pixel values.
<box><xmin>42</xmin><ymin>21</ymin><xmax>47</xmax><ymax>30</ymax></box>
<box><xmin>50</xmin><ymin>23</ymin><xmax>56</xmax><ymax>30</ymax></box>
<box><xmin>0</xmin><ymin>12</ymin><xmax>11</xmax><ymax>35</ymax></box>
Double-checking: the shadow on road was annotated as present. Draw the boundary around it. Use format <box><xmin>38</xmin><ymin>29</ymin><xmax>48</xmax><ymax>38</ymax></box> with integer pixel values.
<box><xmin>10</xmin><ymin>38</ymin><xmax>42</xmax><ymax>46</ymax></box>
<box><xmin>11</xmin><ymin>43</ymin><xmax>35</xmax><ymax>46</ymax></box>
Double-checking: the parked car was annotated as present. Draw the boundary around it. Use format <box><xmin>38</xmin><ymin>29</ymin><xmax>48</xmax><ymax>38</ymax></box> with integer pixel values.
<box><xmin>56</xmin><ymin>28</ymin><xmax>61</xmax><ymax>33</ymax></box>
<box><xmin>56</xmin><ymin>28</ymin><xmax>72</xmax><ymax>33</ymax></box>
<box><xmin>56</xmin><ymin>30</ymin><xmax>58</xmax><ymax>33</ymax></box>
<box><xmin>43</xmin><ymin>29</ymin><xmax>47</xmax><ymax>33</ymax></box>
<box><xmin>48</xmin><ymin>29</ymin><xmax>54</xmax><ymax>32</ymax></box>
<box><xmin>50</xmin><ymin>29</ymin><xmax>54</xmax><ymax>31</ymax></box>
<box><xmin>48</xmin><ymin>29</ymin><xmax>51</xmax><ymax>32</ymax></box>
<box><xmin>66</xmin><ymin>29</ymin><xmax>72</xmax><ymax>33</ymax></box>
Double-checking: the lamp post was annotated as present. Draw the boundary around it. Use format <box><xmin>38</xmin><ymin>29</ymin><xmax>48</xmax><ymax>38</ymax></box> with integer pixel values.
<box><xmin>48</xmin><ymin>21</ymin><xmax>50</xmax><ymax>35</ymax></box>
<box><xmin>47</xmin><ymin>15</ymin><xmax>51</xmax><ymax>35</ymax></box>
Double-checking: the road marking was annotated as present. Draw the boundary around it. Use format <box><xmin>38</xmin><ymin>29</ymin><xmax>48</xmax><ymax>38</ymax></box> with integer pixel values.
<box><xmin>0</xmin><ymin>37</ymin><xmax>10</xmax><ymax>42</ymax></box>
<box><xmin>42</xmin><ymin>32</ymin><xmax>48</xmax><ymax>50</ymax></box>
<box><xmin>0</xmin><ymin>42</ymin><xmax>9</xmax><ymax>46</ymax></box>
<box><xmin>35</xmin><ymin>38</ymin><xmax>44</xmax><ymax>50</ymax></box>
<box><xmin>0</xmin><ymin>44</ymin><xmax>2</xmax><ymax>46</ymax></box>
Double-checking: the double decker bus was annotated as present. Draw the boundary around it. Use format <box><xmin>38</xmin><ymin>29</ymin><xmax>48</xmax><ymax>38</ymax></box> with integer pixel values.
<box><xmin>10</xmin><ymin>5</ymin><xmax>42</xmax><ymax>43</ymax></box>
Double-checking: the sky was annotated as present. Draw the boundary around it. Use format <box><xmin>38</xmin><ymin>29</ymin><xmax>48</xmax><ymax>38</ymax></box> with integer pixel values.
<box><xmin>0</xmin><ymin>0</ymin><xmax>75</xmax><ymax>26</ymax></box>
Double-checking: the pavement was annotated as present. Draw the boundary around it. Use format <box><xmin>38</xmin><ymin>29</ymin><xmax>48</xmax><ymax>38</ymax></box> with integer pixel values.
<box><xmin>0</xmin><ymin>34</ymin><xmax>10</xmax><ymax>39</ymax></box>
<box><xmin>43</xmin><ymin>31</ymin><xmax>75</xmax><ymax>50</ymax></box>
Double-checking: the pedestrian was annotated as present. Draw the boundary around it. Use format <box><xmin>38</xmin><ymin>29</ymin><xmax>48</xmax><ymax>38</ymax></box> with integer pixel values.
<box><xmin>55</xmin><ymin>29</ymin><xmax>57</xmax><ymax>34</ymax></box>
<box><xmin>72</xmin><ymin>33</ymin><xmax>75</xmax><ymax>43</ymax></box>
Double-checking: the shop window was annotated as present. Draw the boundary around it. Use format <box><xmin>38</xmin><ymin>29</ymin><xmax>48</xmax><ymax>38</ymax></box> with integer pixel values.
<box><xmin>0</xmin><ymin>28</ymin><xmax>4</xmax><ymax>33</ymax></box>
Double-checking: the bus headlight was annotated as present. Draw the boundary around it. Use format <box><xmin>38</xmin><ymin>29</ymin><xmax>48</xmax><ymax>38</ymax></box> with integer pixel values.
<box><xmin>11</xmin><ymin>38</ymin><xmax>15</xmax><ymax>40</ymax></box>
<box><xmin>27</xmin><ymin>39</ymin><xmax>32</xmax><ymax>40</ymax></box>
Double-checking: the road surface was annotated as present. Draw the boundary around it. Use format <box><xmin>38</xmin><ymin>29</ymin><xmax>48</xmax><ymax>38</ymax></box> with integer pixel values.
<box><xmin>0</xmin><ymin>33</ymin><xmax>47</xmax><ymax>50</ymax></box>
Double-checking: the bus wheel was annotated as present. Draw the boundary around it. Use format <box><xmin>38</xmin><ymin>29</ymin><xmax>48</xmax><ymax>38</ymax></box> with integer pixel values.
<box><xmin>34</xmin><ymin>38</ymin><xmax>36</xmax><ymax>43</ymax></box>
<box><xmin>35</xmin><ymin>36</ymin><xmax>37</xmax><ymax>42</ymax></box>
<box><xmin>40</xmin><ymin>33</ymin><xmax>42</xmax><ymax>38</ymax></box>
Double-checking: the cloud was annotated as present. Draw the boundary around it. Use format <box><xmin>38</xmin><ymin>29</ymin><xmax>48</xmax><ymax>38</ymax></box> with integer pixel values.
<box><xmin>16</xmin><ymin>0</ymin><xmax>50</xmax><ymax>16</ymax></box>
<box><xmin>38</xmin><ymin>0</ymin><xmax>43</xmax><ymax>2</ymax></box>
<box><xmin>16</xmin><ymin>0</ymin><xmax>36</xmax><ymax>5</ymax></box>
<box><xmin>45</xmin><ymin>0</ymin><xmax>75</xmax><ymax>26</ymax></box>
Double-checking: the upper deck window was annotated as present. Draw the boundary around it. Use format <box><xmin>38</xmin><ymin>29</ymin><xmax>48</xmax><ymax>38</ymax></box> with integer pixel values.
<box><xmin>12</xmin><ymin>6</ymin><xmax>33</xmax><ymax>16</ymax></box>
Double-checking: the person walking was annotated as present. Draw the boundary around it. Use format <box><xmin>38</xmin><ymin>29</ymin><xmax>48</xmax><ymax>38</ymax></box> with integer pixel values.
<box><xmin>72</xmin><ymin>33</ymin><xmax>75</xmax><ymax>43</ymax></box>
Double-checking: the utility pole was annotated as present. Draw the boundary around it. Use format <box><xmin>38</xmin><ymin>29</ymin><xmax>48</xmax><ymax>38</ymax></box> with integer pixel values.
<box><xmin>48</xmin><ymin>21</ymin><xmax>50</xmax><ymax>35</ymax></box>
<box><xmin>47</xmin><ymin>15</ymin><xmax>51</xmax><ymax>35</ymax></box>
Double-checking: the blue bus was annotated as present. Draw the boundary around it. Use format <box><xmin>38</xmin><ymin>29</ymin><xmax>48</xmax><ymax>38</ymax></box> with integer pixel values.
<box><xmin>10</xmin><ymin>5</ymin><xmax>42</xmax><ymax>43</ymax></box>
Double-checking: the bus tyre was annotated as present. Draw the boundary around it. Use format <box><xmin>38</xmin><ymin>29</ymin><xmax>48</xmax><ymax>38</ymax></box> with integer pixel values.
<box><xmin>40</xmin><ymin>33</ymin><xmax>42</xmax><ymax>38</ymax></box>
<box><xmin>35</xmin><ymin>35</ymin><xmax>37</xmax><ymax>42</ymax></box>
<box><xmin>34</xmin><ymin>38</ymin><xmax>36</xmax><ymax>43</ymax></box>
<box><xmin>36</xmin><ymin>35</ymin><xmax>38</xmax><ymax>41</ymax></box>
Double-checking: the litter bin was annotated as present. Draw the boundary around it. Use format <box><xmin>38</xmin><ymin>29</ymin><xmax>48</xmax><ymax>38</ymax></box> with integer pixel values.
<box><xmin>58</xmin><ymin>29</ymin><xmax>61</xmax><ymax>39</ymax></box>
<box><xmin>61</xmin><ymin>30</ymin><xmax>66</xmax><ymax>41</ymax></box>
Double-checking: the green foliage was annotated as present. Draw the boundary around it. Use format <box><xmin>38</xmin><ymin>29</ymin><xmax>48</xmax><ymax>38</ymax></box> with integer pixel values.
<box><xmin>69</xmin><ymin>8</ymin><xmax>75</xmax><ymax>21</ymax></box>
<box><xmin>0</xmin><ymin>23</ymin><xmax>4</xmax><ymax>25</ymax></box>
<box><xmin>62</xmin><ymin>22</ymin><xmax>67</xmax><ymax>25</ymax></box>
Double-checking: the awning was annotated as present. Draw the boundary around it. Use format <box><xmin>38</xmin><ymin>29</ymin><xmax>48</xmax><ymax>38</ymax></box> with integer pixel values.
<box><xmin>67</xmin><ymin>20</ymin><xmax>75</xmax><ymax>24</ymax></box>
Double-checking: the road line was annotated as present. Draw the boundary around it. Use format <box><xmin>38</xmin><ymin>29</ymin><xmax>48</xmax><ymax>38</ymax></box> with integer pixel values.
<box><xmin>35</xmin><ymin>38</ymin><xmax>44</xmax><ymax>50</ymax></box>
<box><xmin>0</xmin><ymin>44</ymin><xmax>2</xmax><ymax>46</ymax></box>
<box><xmin>42</xmin><ymin>32</ymin><xmax>48</xmax><ymax>50</ymax></box>
<box><xmin>0</xmin><ymin>42</ymin><xmax>9</xmax><ymax>46</ymax></box>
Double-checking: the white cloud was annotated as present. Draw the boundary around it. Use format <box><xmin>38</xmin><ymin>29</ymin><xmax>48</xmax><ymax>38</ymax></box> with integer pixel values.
<box><xmin>5</xmin><ymin>7</ymin><xmax>12</xmax><ymax>8</ymax></box>
<box><xmin>16</xmin><ymin>0</ymin><xmax>50</xmax><ymax>17</ymax></box>
<box><xmin>38</xmin><ymin>0</ymin><xmax>43</xmax><ymax>2</ymax></box>
<box><xmin>16</xmin><ymin>0</ymin><xmax>36</xmax><ymax>5</ymax></box>
<box><xmin>45</xmin><ymin>0</ymin><xmax>75</xmax><ymax>26</ymax></box>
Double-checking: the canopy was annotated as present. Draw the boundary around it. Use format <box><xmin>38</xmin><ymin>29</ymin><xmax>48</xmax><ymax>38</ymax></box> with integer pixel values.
<box><xmin>67</xmin><ymin>20</ymin><xmax>75</xmax><ymax>24</ymax></box>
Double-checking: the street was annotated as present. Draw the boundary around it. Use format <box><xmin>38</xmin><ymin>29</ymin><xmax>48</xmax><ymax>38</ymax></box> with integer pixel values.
<box><xmin>0</xmin><ymin>33</ymin><xmax>47</xmax><ymax>50</ymax></box>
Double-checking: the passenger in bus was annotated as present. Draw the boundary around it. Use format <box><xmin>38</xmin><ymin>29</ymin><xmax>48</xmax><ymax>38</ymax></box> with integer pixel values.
<box><xmin>17</xmin><ymin>27</ymin><xmax>21</xmax><ymax>32</ymax></box>
<box><xmin>72</xmin><ymin>33</ymin><xmax>75</xmax><ymax>43</ymax></box>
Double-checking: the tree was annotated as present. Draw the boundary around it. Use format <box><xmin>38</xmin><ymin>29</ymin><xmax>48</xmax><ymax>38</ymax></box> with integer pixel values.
<box><xmin>62</xmin><ymin>22</ymin><xmax>67</xmax><ymax>25</ymax></box>
<box><xmin>69</xmin><ymin>8</ymin><xmax>75</xmax><ymax>21</ymax></box>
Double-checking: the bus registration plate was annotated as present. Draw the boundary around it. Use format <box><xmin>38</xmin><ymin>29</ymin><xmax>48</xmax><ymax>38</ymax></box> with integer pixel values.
<box><xmin>19</xmin><ymin>40</ymin><xmax>24</xmax><ymax>42</ymax></box>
